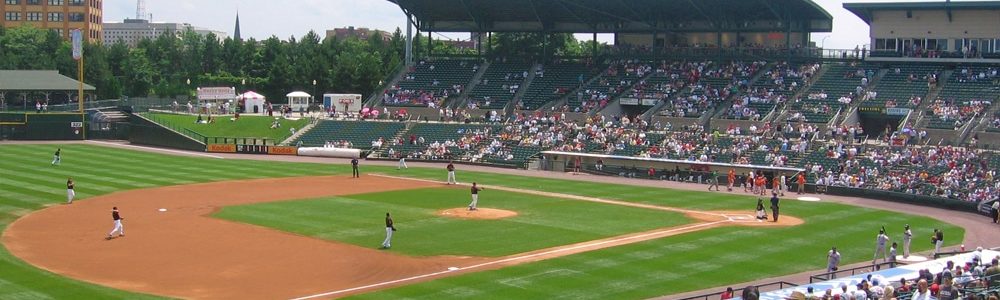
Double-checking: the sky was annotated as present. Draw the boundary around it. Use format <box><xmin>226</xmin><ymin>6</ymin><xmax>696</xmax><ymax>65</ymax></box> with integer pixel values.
<box><xmin>103</xmin><ymin>0</ymin><xmax>960</xmax><ymax>50</ymax></box>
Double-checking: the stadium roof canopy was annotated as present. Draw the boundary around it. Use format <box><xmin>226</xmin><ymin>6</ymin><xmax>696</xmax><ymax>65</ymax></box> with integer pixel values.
<box><xmin>387</xmin><ymin>0</ymin><xmax>833</xmax><ymax>34</ymax></box>
<box><xmin>844</xmin><ymin>1</ymin><xmax>1000</xmax><ymax>24</ymax></box>
<box><xmin>0</xmin><ymin>70</ymin><xmax>96</xmax><ymax>92</ymax></box>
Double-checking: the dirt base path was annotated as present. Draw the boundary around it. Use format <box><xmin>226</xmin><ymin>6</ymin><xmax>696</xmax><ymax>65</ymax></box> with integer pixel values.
<box><xmin>2</xmin><ymin>176</ymin><xmax>487</xmax><ymax>300</ymax></box>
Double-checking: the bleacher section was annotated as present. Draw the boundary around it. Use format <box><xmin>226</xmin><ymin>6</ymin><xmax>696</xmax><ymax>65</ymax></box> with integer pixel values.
<box><xmin>864</xmin><ymin>65</ymin><xmax>940</xmax><ymax>108</ymax></box>
<box><xmin>519</xmin><ymin>61</ymin><xmax>600</xmax><ymax>110</ymax></box>
<box><xmin>924</xmin><ymin>66</ymin><xmax>998</xmax><ymax>129</ymax></box>
<box><xmin>569</xmin><ymin>61</ymin><xmax>651</xmax><ymax>113</ymax></box>
<box><xmin>467</xmin><ymin>60</ymin><xmax>532</xmax><ymax>110</ymax></box>
<box><xmin>384</xmin><ymin>59</ymin><xmax>480</xmax><ymax>107</ymax></box>
<box><xmin>293</xmin><ymin>120</ymin><xmax>406</xmax><ymax>148</ymax></box>
<box><xmin>728</xmin><ymin>62</ymin><xmax>818</xmax><ymax>120</ymax></box>
<box><xmin>389</xmin><ymin>123</ymin><xmax>501</xmax><ymax>159</ymax></box>
<box><xmin>787</xmin><ymin>63</ymin><xmax>875</xmax><ymax>123</ymax></box>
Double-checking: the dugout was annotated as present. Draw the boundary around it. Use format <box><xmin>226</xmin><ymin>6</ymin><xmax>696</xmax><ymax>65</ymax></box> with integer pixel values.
<box><xmin>537</xmin><ymin>151</ymin><xmax>805</xmax><ymax>185</ymax></box>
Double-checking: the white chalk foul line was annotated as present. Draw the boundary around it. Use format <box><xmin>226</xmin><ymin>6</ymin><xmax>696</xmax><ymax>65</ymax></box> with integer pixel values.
<box><xmin>86</xmin><ymin>140</ymin><xmax>225</xmax><ymax>159</ymax></box>
<box><xmin>289</xmin><ymin>220</ymin><xmax>728</xmax><ymax>300</ymax></box>
<box><xmin>370</xmin><ymin>174</ymin><xmax>728</xmax><ymax>218</ymax></box>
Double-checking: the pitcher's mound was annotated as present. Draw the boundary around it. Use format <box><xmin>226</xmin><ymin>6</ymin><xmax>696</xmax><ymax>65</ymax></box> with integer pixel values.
<box><xmin>438</xmin><ymin>208</ymin><xmax>518</xmax><ymax>220</ymax></box>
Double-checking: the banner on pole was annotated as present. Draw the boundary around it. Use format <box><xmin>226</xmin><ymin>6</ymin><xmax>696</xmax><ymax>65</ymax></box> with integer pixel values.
<box><xmin>71</xmin><ymin>29</ymin><xmax>83</xmax><ymax>60</ymax></box>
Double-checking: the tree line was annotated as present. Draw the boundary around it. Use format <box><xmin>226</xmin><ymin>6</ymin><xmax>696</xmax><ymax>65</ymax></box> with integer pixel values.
<box><xmin>0</xmin><ymin>24</ymin><xmax>602</xmax><ymax>102</ymax></box>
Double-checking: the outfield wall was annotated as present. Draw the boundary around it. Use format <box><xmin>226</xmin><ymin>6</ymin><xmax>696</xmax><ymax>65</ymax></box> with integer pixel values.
<box><xmin>128</xmin><ymin>114</ymin><xmax>206</xmax><ymax>152</ymax></box>
<box><xmin>0</xmin><ymin>113</ymin><xmax>87</xmax><ymax>140</ymax></box>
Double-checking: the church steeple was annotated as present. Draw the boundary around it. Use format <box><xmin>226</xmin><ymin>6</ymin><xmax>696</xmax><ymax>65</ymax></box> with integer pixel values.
<box><xmin>234</xmin><ymin>11</ymin><xmax>242</xmax><ymax>41</ymax></box>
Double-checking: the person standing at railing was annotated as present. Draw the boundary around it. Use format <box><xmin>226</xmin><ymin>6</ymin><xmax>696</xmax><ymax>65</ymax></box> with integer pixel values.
<box><xmin>827</xmin><ymin>246</ymin><xmax>841</xmax><ymax>278</ymax></box>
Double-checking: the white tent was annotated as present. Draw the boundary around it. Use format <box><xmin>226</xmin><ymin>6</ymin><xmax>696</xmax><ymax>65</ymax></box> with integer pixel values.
<box><xmin>239</xmin><ymin>91</ymin><xmax>267</xmax><ymax>114</ymax></box>
<box><xmin>286</xmin><ymin>91</ymin><xmax>311</xmax><ymax>112</ymax></box>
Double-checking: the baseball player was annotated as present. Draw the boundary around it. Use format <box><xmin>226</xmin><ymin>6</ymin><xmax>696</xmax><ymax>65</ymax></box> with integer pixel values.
<box><xmin>796</xmin><ymin>172</ymin><xmax>806</xmax><ymax>194</ymax></box>
<box><xmin>827</xmin><ymin>246</ymin><xmax>841</xmax><ymax>278</ymax></box>
<box><xmin>351</xmin><ymin>158</ymin><xmax>359</xmax><ymax>178</ymax></box>
<box><xmin>380</xmin><ymin>212</ymin><xmax>396</xmax><ymax>249</ymax></box>
<box><xmin>468</xmin><ymin>182</ymin><xmax>483</xmax><ymax>211</ymax></box>
<box><xmin>755</xmin><ymin>198</ymin><xmax>767</xmax><ymax>221</ymax></box>
<box><xmin>708</xmin><ymin>170</ymin><xmax>719</xmax><ymax>191</ymax></box>
<box><xmin>106</xmin><ymin>207</ymin><xmax>124</xmax><ymax>239</ymax></box>
<box><xmin>51</xmin><ymin>148</ymin><xmax>61</xmax><ymax>166</ymax></box>
<box><xmin>397</xmin><ymin>154</ymin><xmax>408</xmax><ymax>170</ymax></box>
<box><xmin>769</xmin><ymin>192</ymin><xmax>780</xmax><ymax>222</ymax></box>
<box><xmin>903</xmin><ymin>224</ymin><xmax>912</xmax><ymax>258</ymax></box>
<box><xmin>66</xmin><ymin>177</ymin><xmax>75</xmax><ymax>204</ymax></box>
<box><xmin>874</xmin><ymin>228</ymin><xmax>889</xmax><ymax>264</ymax></box>
<box><xmin>446</xmin><ymin>161</ymin><xmax>457</xmax><ymax>184</ymax></box>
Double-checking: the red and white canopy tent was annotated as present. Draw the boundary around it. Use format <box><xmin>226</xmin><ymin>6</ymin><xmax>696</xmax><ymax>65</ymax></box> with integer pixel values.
<box><xmin>238</xmin><ymin>91</ymin><xmax>267</xmax><ymax>114</ymax></box>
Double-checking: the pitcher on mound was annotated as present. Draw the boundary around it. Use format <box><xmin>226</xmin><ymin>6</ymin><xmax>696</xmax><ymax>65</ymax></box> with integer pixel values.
<box><xmin>468</xmin><ymin>182</ymin><xmax>483</xmax><ymax>211</ymax></box>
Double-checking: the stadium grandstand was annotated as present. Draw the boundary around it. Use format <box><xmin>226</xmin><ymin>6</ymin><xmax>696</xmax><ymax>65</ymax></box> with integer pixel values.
<box><xmin>288</xmin><ymin>0</ymin><xmax>1000</xmax><ymax>213</ymax></box>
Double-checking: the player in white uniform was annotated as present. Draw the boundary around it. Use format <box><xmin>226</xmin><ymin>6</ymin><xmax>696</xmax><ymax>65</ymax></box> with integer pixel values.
<box><xmin>397</xmin><ymin>155</ymin><xmax>408</xmax><ymax>170</ymax></box>
<box><xmin>106</xmin><ymin>207</ymin><xmax>124</xmax><ymax>239</ymax></box>
<box><xmin>66</xmin><ymin>177</ymin><xmax>75</xmax><ymax>204</ymax></box>
<box><xmin>873</xmin><ymin>229</ymin><xmax>889</xmax><ymax>264</ymax></box>
<box><xmin>903</xmin><ymin>224</ymin><xmax>912</xmax><ymax>258</ymax></box>
<box><xmin>827</xmin><ymin>246</ymin><xmax>841</xmax><ymax>278</ymax></box>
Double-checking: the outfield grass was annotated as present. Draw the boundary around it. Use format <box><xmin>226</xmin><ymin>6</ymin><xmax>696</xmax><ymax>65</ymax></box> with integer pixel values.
<box><xmin>144</xmin><ymin>112</ymin><xmax>309</xmax><ymax>142</ymax></box>
<box><xmin>215</xmin><ymin>188</ymin><xmax>690</xmax><ymax>257</ymax></box>
<box><xmin>0</xmin><ymin>144</ymin><xmax>966</xmax><ymax>300</ymax></box>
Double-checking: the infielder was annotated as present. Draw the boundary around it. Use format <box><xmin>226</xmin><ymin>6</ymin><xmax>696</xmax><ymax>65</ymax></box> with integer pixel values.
<box><xmin>446</xmin><ymin>161</ymin><xmax>457</xmax><ymax>184</ymax></box>
<box><xmin>66</xmin><ymin>177</ymin><xmax>75</xmax><ymax>204</ymax></box>
<box><xmin>381</xmin><ymin>212</ymin><xmax>396</xmax><ymax>249</ymax></box>
<box><xmin>468</xmin><ymin>182</ymin><xmax>483</xmax><ymax>211</ymax></box>
<box><xmin>827</xmin><ymin>246</ymin><xmax>841</xmax><ymax>278</ymax></box>
<box><xmin>397</xmin><ymin>154</ymin><xmax>408</xmax><ymax>170</ymax></box>
<box><xmin>107</xmin><ymin>207</ymin><xmax>124</xmax><ymax>239</ymax></box>
<box><xmin>874</xmin><ymin>229</ymin><xmax>889</xmax><ymax>264</ymax></box>
<box><xmin>903</xmin><ymin>224</ymin><xmax>913</xmax><ymax>258</ymax></box>
<box><xmin>51</xmin><ymin>148</ymin><xmax>61</xmax><ymax>166</ymax></box>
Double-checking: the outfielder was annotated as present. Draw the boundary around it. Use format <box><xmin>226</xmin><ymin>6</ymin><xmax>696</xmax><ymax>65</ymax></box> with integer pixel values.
<box><xmin>381</xmin><ymin>212</ymin><xmax>396</xmax><ymax>249</ymax></box>
<box><xmin>874</xmin><ymin>228</ymin><xmax>889</xmax><ymax>264</ymax></box>
<box><xmin>903</xmin><ymin>224</ymin><xmax>913</xmax><ymax>258</ymax></box>
<box><xmin>106</xmin><ymin>207</ymin><xmax>124</xmax><ymax>239</ymax></box>
<box><xmin>51</xmin><ymin>148</ymin><xmax>61</xmax><ymax>166</ymax></box>
<box><xmin>468</xmin><ymin>182</ymin><xmax>483</xmax><ymax>211</ymax></box>
<box><xmin>446</xmin><ymin>161</ymin><xmax>457</xmax><ymax>184</ymax></box>
<box><xmin>66</xmin><ymin>177</ymin><xmax>75</xmax><ymax>204</ymax></box>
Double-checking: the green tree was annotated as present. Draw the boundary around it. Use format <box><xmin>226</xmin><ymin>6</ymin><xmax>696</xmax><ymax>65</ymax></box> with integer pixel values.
<box><xmin>123</xmin><ymin>48</ymin><xmax>155</xmax><ymax>97</ymax></box>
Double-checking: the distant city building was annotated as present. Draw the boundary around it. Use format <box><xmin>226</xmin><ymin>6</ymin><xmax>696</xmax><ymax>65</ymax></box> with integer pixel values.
<box><xmin>0</xmin><ymin>0</ymin><xmax>104</xmax><ymax>41</ymax></box>
<box><xmin>326</xmin><ymin>26</ymin><xmax>390</xmax><ymax>42</ymax></box>
<box><xmin>102</xmin><ymin>18</ymin><xmax>228</xmax><ymax>47</ymax></box>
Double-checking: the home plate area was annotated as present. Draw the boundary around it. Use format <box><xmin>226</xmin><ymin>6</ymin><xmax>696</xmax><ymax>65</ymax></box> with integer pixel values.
<box><xmin>724</xmin><ymin>214</ymin><xmax>757</xmax><ymax>222</ymax></box>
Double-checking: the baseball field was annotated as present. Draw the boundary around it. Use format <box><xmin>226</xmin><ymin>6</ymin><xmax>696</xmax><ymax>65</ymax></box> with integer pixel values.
<box><xmin>0</xmin><ymin>143</ymin><xmax>963</xmax><ymax>299</ymax></box>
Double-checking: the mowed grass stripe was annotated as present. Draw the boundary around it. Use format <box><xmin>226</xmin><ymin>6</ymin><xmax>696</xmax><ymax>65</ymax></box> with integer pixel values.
<box><xmin>215</xmin><ymin>188</ymin><xmax>692</xmax><ymax>257</ymax></box>
<box><xmin>347</xmin><ymin>201</ymin><xmax>961</xmax><ymax>300</ymax></box>
<box><xmin>0</xmin><ymin>162</ymin><xmax>155</xmax><ymax>190</ymax></box>
<box><xmin>1</xmin><ymin>146</ymin><xmax>231</xmax><ymax>182</ymax></box>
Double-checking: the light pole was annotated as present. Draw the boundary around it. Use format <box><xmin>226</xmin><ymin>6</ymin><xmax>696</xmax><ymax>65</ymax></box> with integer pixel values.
<box><xmin>820</xmin><ymin>35</ymin><xmax>831</xmax><ymax>49</ymax></box>
<box><xmin>312</xmin><ymin>79</ymin><xmax>317</xmax><ymax>105</ymax></box>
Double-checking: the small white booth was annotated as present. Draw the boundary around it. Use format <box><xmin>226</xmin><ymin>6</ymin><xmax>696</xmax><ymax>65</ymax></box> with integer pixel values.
<box><xmin>286</xmin><ymin>91</ymin><xmax>312</xmax><ymax>112</ymax></box>
<box><xmin>197</xmin><ymin>87</ymin><xmax>237</xmax><ymax>114</ymax></box>
<box><xmin>239</xmin><ymin>91</ymin><xmax>267</xmax><ymax>114</ymax></box>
